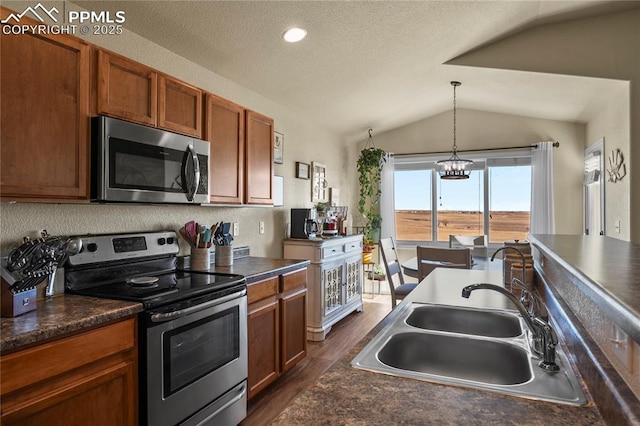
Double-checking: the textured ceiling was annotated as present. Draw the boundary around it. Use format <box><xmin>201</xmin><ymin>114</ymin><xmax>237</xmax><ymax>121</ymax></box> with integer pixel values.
<box><xmin>73</xmin><ymin>1</ymin><xmax>634</xmax><ymax>142</ymax></box>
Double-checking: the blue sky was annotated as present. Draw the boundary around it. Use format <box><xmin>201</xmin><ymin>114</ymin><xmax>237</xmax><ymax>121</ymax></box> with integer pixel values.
<box><xmin>394</xmin><ymin>166</ymin><xmax>531</xmax><ymax>211</ymax></box>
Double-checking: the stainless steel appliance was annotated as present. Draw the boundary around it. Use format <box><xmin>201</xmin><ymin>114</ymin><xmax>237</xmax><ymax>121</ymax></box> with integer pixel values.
<box><xmin>64</xmin><ymin>231</ymin><xmax>247</xmax><ymax>426</ymax></box>
<box><xmin>290</xmin><ymin>208</ymin><xmax>318</xmax><ymax>239</ymax></box>
<box><xmin>91</xmin><ymin>116</ymin><xmax>209</xmax><ymax>204</ymax></box>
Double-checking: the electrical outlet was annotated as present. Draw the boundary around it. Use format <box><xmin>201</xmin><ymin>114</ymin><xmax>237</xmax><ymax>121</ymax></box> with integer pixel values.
<box><xmin>233</xmin><ymin>223</ymin><xmax>239</xmax><ymax>236</ymax></box>
<box><xmin>259</xmin><ymin>221</ymin><xmax>265</xmax><ymax>234</ymax></box>
<box><xmin>615</xmin><ymin>220</ymin><xmax>621</xmax><ymax>234</ymax></box>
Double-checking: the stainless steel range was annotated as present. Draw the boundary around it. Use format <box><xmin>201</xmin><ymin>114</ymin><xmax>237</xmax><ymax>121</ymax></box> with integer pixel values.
<box><xmin>64</xmin><ymin>231</ymin><xmax>247</xmax><ymax>426</ymax></box>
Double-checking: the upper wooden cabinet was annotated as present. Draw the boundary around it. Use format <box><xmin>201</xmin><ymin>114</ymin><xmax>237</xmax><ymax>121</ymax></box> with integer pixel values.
<box><xmin>0</xmin><ymin>10</ymin><xmax>90</xmax><ymax>202</ymax></box>
<box><xmin>97</xmin><ymin>50</ymin><xmax>157</xmax><ymax>127</ymax></box>
<box><xmin>158</xmin><ymin>75</ymin><xmax>203</xmax><ymax>138</ymax></box>
<box><xmin>245</xmin><ymin>110</ymin><xmax>274</xmax><ymax>205</ymax></box>
<box><xmin>97</xmin><ymin>50</ymin><xmax>202</xmax><ymax>138</ymax></box>
<box><xmin>205</xmin><ymin>94</ymin><xmax>244</xmax><ymax>204</ymax></box>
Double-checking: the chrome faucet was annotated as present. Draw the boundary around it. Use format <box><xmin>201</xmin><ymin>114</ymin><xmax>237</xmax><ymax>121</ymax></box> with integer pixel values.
<box><xmin>490</xmin><ymin>246</ymin><xmax>526</xmax><ymax>284</ymax></box>
<box><xmin>511</xmin><ymin>277</ymin><xmax>547</xmax><ymax>321</ymax></box>
<box><xmin>462</xmin><ymin>283</ymin><xmax>560</xmax><ymax>372</ymax></box>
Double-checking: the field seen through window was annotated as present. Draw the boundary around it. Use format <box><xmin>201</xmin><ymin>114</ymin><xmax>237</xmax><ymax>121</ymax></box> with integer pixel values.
<box><xmin>395</xmin><ymin>210</ymin><xmax>530</xmax><ymax>243</ymax></box>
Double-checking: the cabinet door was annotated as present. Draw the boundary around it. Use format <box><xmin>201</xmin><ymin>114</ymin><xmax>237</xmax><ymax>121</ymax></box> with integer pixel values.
<box><xmin>322</xmin><ymin>261</ymin><xmax>345</xmax><ymax>316</ymax></box>
<box><xmin>245</xmin><ymin>110</ymin><xmax>273</xmax><ymax>205</ymax></box>
<box><xmin>158</xmin><ymin>75</ymin><xmax>202</xmax><ymax>138</ymax></box>
<box><xmin>0</xmin><ymin>15</ymin><xmax>89</xmax><ymax>201</ymax></box>
<box><xmin>1</xmin><ymin>360</ymin><xmax>137</xmax><ymax>426</ymax></box>
<box><xmin>97</xmin><ymin>49</ymin><xmax>157</xmax><ymax>126</ymax></box>
<box><xmin>0</xmin><ymin>317</ymin><xmax>137</xmax><ymax>426</ymax></box>
<box><xmin>280</xmin><ymin>288</ymin><xmax>307</xmax><ymax>373</ymax></box>
<box><xmin>247</xmin><ymin>299</ymin><xmax>280</xmax><ymax>399</ymax></box>
<box><xmin>344</xmin><ymin>254</ymin><xmax>363</xmax><ymax>304</ymax></box>
<box><xmin>205</xmin><ymin>94</ymin><xmax>244</xmax><ymax>204</ymax></box>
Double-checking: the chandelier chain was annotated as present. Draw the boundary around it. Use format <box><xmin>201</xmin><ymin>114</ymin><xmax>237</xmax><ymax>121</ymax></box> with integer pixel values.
<box><xmin>452</xmin><ymin>83</ymin><xmax>457</xmax><ymax>153</ymax></box>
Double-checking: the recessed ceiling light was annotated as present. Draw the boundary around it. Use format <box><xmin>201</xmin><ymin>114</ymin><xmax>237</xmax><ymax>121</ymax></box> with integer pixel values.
<box><xmin>283</xmin><ymin>27</ymin><xmax>307</xmax><ymax>43</ymax></box>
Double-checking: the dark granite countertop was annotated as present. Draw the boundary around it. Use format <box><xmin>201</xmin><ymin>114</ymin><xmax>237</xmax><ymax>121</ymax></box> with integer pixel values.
<box><xmin>1</xmin><ymin>295</ymin><xmax>142</xmax><ymax>354</ymax></box>
<box><xmin>529</xmin><ymin>234</ymin><xmax>640</xmax><ymax>343</ymax></box>
<box><xmin>1</xmin><ymin>257</ymin><xmax>308</xmax><ymax>353</ymax></box>
<box><xmin>273</xmin><ymin>269</ymin><xmax>603</xmax><ymax>425</ymax></box>
<box><xmin>199</xmin><ymin>256</ymin><xmax>310</xmax><ymax>284</ymax></box>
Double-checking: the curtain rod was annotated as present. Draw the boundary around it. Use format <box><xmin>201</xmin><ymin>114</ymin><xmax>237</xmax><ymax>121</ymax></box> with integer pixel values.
<box><xmin>394</xmin><ymin>141</ymin><xmax>559</xmax><ymax>157</ymax></box>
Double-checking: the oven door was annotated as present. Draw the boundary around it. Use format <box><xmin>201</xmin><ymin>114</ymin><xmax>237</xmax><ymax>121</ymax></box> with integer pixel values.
<box><xmin>144</xmin><ymin>290</ymin><xmax>247</xmax><ymax>426</ymax></box>
<box><xmin>92</xmin><ymin>115</ymin><xmax>209</xmax><ymax>204</ymax></box>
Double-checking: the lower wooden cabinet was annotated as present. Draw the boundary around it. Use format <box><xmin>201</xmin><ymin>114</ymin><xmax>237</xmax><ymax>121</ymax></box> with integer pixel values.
<box><xmin>247</xmin><ymin>268</ymin><xmax>307</xmax><ymax>399</ymax></box>
<box><xmin>0</xmin><ymin>317</ymin><xmax>138</xmax><ymax>426</ymax></box>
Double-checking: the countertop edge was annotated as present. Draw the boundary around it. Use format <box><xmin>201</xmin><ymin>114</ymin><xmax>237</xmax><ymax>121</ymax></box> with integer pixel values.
<box><xmin>245</xmin><ymin>260</ymin><xmax>311</xmax><ymax>284</ymax></box>
<box><xmin>529</xmin><ymin>234</ymin><xmax>640</xmax><ymax>343</ymax></box>
<box><xmin>1</xmin><ymin>295</ymin><xmax>143</xmax><ymax>353</ymax></box>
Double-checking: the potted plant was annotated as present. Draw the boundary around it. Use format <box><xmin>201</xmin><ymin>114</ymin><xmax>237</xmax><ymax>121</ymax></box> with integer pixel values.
<box><xmin>357</xmin><ymin>146</ymin><xmax>386</xmax><ymax>243</ymax></box>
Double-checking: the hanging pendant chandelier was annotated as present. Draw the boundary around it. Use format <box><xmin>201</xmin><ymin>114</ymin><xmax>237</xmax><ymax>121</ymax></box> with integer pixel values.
<box><xmin>436</xmin><ymin>81</ymin><xmax>472</xmax><ymax>180</ymax></box>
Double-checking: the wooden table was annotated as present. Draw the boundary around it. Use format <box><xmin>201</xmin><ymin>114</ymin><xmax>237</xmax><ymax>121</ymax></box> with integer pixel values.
<box><xmin>402</xmin><ymin>256</ymin><xmax>498</xmax><ymax>278</ymax></box>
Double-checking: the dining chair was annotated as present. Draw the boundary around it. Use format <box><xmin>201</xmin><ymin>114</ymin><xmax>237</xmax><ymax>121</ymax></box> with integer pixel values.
<box><xmin>449</xmin><ymin>234</ymin><xmax>488</xmax><ymax>259</ymax></box>
<box><xmin>416</xmin><ymin>246</ymin><xmax>472</xmax><ymax>282</ymax></box>
<box><xmin>379</xmin><ymin>238</ymin><xmax>418</xmax><ymax>308</ymax></box>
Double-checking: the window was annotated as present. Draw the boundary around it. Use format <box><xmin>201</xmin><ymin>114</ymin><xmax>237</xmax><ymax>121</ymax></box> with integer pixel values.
<box><xmin>437</xmin><ymin>169</ymin><xmax>484</xmax><ymax>241</ymax></box>
<box><xmin>395</xmin><ymin>169</ymin><xmax>432</xmax><ymax>241</ymax></box>
<box><xmin>393</xmin><ymin>150</ymin><xmax>531</xmax><ymax>245</ymax></box>
<box><xmin>488</xmin><ymin>165</ymin><xmax>531</xmax><ymax>243</ymax></box>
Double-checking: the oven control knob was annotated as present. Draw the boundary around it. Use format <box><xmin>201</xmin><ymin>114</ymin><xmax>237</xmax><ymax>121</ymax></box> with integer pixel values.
<box><xmin>86</xmin><ymin>243</ymin><xmax>98</xmax><ymax>253</ymax></box>
<box><xmin>167</xmin><ymin>237</ymin><xmax>175</xmax><ymax>245</ymax></box>
<box><xmin>158</xmin><ymin>238</ymin><xmax>166</xmax><ymax>246</ymax></box>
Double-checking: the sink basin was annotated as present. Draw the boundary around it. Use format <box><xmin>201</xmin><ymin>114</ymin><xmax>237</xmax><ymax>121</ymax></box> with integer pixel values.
<box><xmin>405</xmin><ymin>305</ymin><xmax>522</xmax><ymax>338</ymax></box>
<box><xmin>378</xmin><ymin>332</ymin><xmax>531</xmax><ymax>385</ymax></box>
<box><xmin>352</xmin><ymin>302</ymin><xmax>587</xmax><ymax>406</ymax></box>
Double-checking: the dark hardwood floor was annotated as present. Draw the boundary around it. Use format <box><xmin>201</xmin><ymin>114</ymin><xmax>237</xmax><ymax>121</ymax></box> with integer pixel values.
<box><xmin>242</xmin><ymin>295</ymin><xmax>392</xmax><ymax>426</ymax></box>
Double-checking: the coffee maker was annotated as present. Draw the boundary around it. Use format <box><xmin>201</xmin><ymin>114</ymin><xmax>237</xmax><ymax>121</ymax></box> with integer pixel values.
<box><xmin>290</xmin><ymin>208</ymin><xmax>318</xmax><ymax>239</ymax></box>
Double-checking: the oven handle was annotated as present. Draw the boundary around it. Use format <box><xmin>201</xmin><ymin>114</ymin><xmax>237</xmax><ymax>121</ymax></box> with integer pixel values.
<box><xmin>149</xmin><ymin>289</ymin><xmax>246</xmax><ymax>323</ymax></box>
<box><xmin>184</xmin><ymin>382</ymin><xmax>247</xmax><ymax>425</ymax></box>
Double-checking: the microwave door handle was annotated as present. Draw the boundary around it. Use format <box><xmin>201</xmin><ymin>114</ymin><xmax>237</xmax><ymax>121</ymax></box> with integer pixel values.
<box><xmin>183</xmin><ymin>144</ymin><xmax>200</xmax><ymax>201</ymax></box>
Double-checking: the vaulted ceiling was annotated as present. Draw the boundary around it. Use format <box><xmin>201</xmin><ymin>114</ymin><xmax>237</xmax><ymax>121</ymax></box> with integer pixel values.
<box><xmin>74</xmin><ymin>1</ymin><xmax>635</xmax><ymax>142</ymax></box>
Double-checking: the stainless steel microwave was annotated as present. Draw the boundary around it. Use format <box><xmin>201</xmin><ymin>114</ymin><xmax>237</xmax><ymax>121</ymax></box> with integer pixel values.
<box><xmin>91</xmin><ymin>116</ymin><xmax>209</xmax><ymax>204</ymax></box>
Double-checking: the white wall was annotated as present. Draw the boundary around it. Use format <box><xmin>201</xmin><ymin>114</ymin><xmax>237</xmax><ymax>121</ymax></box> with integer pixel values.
<box><xmin>0</xmin><ymin>2</ymin><xmax>350</xmax><ymax>256</ymax></box>
<box><xmin>349</xmin><ymin>109</ymin><xmax>586</xmax><ymax>235</ymax></box>
<box><xmin>586</xmin><ymin>84</ymin><xmax>631</xmax><ymax>240</ymax></box>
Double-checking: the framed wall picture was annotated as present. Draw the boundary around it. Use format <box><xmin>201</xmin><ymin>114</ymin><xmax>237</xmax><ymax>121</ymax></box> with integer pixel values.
<box><xmin>311</xmin><ymin>162</ymin><xmax>328</xmax><ymax>202</ymax></box>
<box><xmin>295</xmin><ymin>162</ymin><xmax>310</xmax><ymax>179</ymax></box>
<box><xmin>274</xmin><ymin>132</ymin><xmax>284</xmax><ymax>164</ymax></box>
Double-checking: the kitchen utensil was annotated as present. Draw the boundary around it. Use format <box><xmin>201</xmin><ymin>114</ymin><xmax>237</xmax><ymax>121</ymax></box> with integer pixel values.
<box><xmin>183</xmin><ymin>221</ymin><xmax>197</xmax><ymax>247</ymax></box>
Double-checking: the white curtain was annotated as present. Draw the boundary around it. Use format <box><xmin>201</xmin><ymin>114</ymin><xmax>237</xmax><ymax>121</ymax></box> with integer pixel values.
<box><xmin>380</xmin><ymin>153</ymin><xmax>396</xmax><ymax>239</ymax></box>
<box><xmin>530</xmin><ymin>142</ymin><xmax>555</xmax><ymax>234</ymax></box>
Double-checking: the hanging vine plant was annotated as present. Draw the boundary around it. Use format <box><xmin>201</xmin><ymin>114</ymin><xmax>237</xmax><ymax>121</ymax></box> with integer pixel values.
<box><xmin>357</xmin><ymin>130</ymin><xmax>386</xmax><ymax>243</ymax></box>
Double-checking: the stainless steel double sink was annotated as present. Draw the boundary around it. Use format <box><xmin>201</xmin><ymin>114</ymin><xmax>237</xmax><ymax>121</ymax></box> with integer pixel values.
<box><xmin>352</xmin><ymin>303</ymin><xmax>587</xmax><ymax>405</ymax></box>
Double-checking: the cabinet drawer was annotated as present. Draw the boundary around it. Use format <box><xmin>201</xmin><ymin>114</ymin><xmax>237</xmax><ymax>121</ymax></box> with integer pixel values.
<box><xmin>344</xmin><ymin>239</ymin><xmax>362</xmax><ymax>254</ymax></box>
<box><xmin>1</xmin><ymin>318</ymin><xmax>136</xmax><ymax>395</ymax></box>
<box><xmin>280</xmin><ymin>269</ymin><xmax>307</xmax><ymax>294</ymax></box>
<box><xmin>248</xmin><ymin>277</ymin><xmax>278</xmax><ymax>304</ymax></box>
<box><xmin>321</xmin><ymin>244</ymin><xmax>345</xmax><ymax>260</ymax></box>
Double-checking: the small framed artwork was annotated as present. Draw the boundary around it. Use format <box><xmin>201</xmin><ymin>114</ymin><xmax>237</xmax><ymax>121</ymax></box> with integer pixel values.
<box><xmin>295</xmin><ymin>162</ymin><xmax>310</xmax><ymax>179</ymax></box>
<box><xmin>311</xmin><ymin>162</ymin><xmax>328</xmax><ymax>202</ymax></box>
<box><xmin>274</xmin><ymin>132</ymin><xmax>284</xmax><ymax>164</ymax></box>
